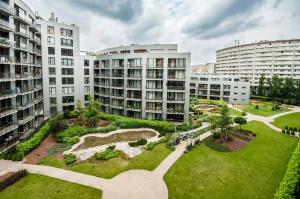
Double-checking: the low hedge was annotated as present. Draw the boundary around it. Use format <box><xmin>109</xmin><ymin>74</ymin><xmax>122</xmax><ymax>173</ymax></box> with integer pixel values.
<box><xmin>95</xmin><ymin>148</ymin><xmax>120</xmax><ymax>160</ymax></box>
<box><xmin>274</xmin><ymin>141</ymin><xmax>300</xmax><ymax>199</ymax></box>
<box><xmin>0</xmin><ymin>169</ymin><xmax>28</xmax><ymax>191</ymax></box>
<box><xmin>128</xmin><ymin>139</ymin><xmax>147</xmax><ymax>147</ymax></box>
<box><xmin>97</xmin><ymin>113</ymin><xmax>175</xmax><ymax>134</ymax></box>
<box><xmin>146</xmin><ymin>137</ymin><xmax>168</xmax><ymax>150</ymax></box>
<box><xmin>64</xmin><ymin>154</ymin><xmax>76</xmax><ymax>165</ymax></box>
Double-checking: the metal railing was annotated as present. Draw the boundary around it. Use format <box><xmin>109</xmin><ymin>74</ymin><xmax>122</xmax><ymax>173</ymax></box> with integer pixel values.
<box><xmin>0</xmin><ymin>73</ymin><xmax>15</xmax><ymax>79</ymax></box>
<box><xmin>0</xmin><ymin>19</ymin><xmax>13</xmax><ymax>29</ymax></box>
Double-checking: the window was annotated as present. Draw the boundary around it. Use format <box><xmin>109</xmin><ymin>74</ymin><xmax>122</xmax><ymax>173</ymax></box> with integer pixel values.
<box><xmin>62</xmin><ymin>87</ymin><xmax>74</xmax><ymax>94</ymax></box>
<box><xmin>49</xmin><ymin>87</ymin><xmax>56</xmax><ymax>95</ymax></box>
<box><xmin>48</xmin><ymin>67</ymin><xmax>56</xmax><ymax>75</ymax></box>
<box><xmin>61</xmin><ymin>48</ymin><xmax>73</xmax><ymax>56</ymax></box>
<box><xmin>50</xmin><ymin>97</ymin><xmax>57</xmax><ymax>105</ymax></box>
<box><xmin>84</xmin><ymin>86</ymin><xmax>90</xmax><ymax>93</ymax></box>
<box><xmin>47</xmin><ymin>26</ymin><xmax>54</xmax><ymax>34</ymax></box>
<box><xmin>50</xmin><ymin>107</ymin><xmax>57</xmax><ymax>114</ymax></box>
<box><xmin>60</xmin><ymin>28</ymin><xmax>73</xmax><ymax>37</ymax></box>
<box><xmin>48</xmin><ymin>57</ymin><xmax>55</xmax><ymax>65</ymax></box>
<box><xmin>49</xmin><ymin>78</ymin><xmax>56</xmax><ymax>85</ymax></box>
<box><xmin>62</xmin><ymin>68</ymin><xmax>74</xmax><ymax>75</ymax></box>
<box><xmin>84</xmin><ymin>69</ymin><xmax>89</xmax><ymax>75</ymax></box>
<box><xmin>84</xmin><ymin>60</ymin><xmax>89</xmax><ymax>66</ymax></box>
<box><xmin>62</xmin><ymin>96</ymin><xmax>74</xmax><ymax>103</ymax></box>
<box><xmin>62</xmin><ymin>77</ymin><xmax>74</xmax><ymax>85</ymax></box>
<box><xmin>48</xmin><ymin>47</ymin><xmax>55</xmax><ymax>55</ymax></box>
<box><xmin>61</xmin><ymin>58</ymin><xmax>73</xmax><ymax>66</ymax></box>
<box><xmin>61</xmin><ymin>38</ymin><xmax>73</xmax><ymax>47</ymax></box>
<box><xmin>84</xmin><ymin>77</ymin><xmax>90</xmax><ymax>84</ymax></box>
<box><xmin>47</xmin><ymin>36</ymin><xmax>55</xmax><ymax>45</ymax></box>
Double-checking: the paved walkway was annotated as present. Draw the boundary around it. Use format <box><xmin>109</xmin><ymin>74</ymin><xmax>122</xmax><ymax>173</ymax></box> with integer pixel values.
<box><xmin>0</xmin><ymin>107</ymin><xmax>298</xmax><ymax>198</ymax></box>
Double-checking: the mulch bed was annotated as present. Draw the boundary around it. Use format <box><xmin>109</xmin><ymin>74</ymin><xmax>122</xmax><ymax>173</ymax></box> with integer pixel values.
<box><xmin>24</xmin><ymin>134</ymin><xmax>64</xmax><ymax>164</ymax></box>
<box><xmin>68</xmin><ymin>117</ymin><xmax>111</xmax><ymax>128</ymax></box>
<box><xmin>214</xmin><ymin>131</ymin><xmax>255</xmax><ymax>151</ymax></box>
<box><xmin>0</xmin><ymin>172</ymin><xmax>14</xmax><ymax>182</ymax></box>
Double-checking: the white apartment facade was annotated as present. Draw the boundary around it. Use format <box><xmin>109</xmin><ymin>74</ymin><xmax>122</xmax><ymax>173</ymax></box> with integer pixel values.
<box><xmin>0</xmin><ymin>0</ymin><xmax>43</xmax><ymax>153</ymax></box>
<box><xmin>38</xmin><ymin>13</ymin><xmax>81</xmax><ymax>116</ymax></box>
<box><xmin>190</xmin><ymin>74</ymin><xmax>250</xmax><ymax>104</ymax></box>
<box><xmin>94</xmin><ymin>44</ymin><xmax>191</xmax><ymax>123</ymax></box>
<box><xmin>216</xmin><ymin>39</ymin><xmax>300</xmax><ymax>91</ymax></box>
<box><xmin>191</xmin><ymin>63</ymin><xmax>215</xmax><ymax>74</ymax></box>
<box><xmin>80</xmin><ymin>51</ymin><xmax>95</xmax><ymax>104</ymax></box>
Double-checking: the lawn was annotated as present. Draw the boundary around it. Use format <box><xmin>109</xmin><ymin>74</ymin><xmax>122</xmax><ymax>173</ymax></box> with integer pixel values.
<box><xmin>229</xmin><ymin>108</ymin><xmax>243</xmax><ymax>116</ymax></box>
<box><xmin>272</xmin><ymin>112</ymin><xmax>300</xmax><ymax>129</ymax></box>
<box><xmin>0</xmin><ymin>174</ymin><xmax>101</xmax><ymax>199</ymax></box>
<box><xmin>236</xmin><ymin>100</ymin><xmax>290</xmax><ymax>117</ymax></box>
<box><xmin>38</xmin><ymin>143</ymin><xmax>171</xmax><ymax>179</ymax></box>
<box><xmin>164</xmin><ymin>121</ymin><xmax>298</xmax><ymax>199</ymax></box>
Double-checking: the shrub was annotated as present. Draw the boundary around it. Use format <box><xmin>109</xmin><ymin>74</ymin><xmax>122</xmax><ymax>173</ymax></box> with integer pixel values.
<box><xmin>68</xmin><ymin>110</ymin><xmax>80</xmax><ymax>119</ymax></box>
<box><xmin>274</xmin><ymin>141</ymin><xmax>300</xmax><ymax>199</ymax></box>
<box><xmin>255</xmin><ymin>105</ymin><xmax>259</xmax><ymax>109</ymax></box>
<box><xmin>282</xmin><ymin>129</ymin><xmax>286</xmax><ymax>134</ymax></box>
<box><xmin>0</xmin><ymin>169</ymin><xmax>28</xmax><ymax>191</ymax></box>
<box><xmin>291</xmin><ymin>131</ymin><xmax>295</xmax><ymax>136</ymax></box>
<box><xmin>242</xmin><ymin>111</ymin><xmax>247</xmax><ymax>116</ymax></box>
<box><xmin>95</xmin><ymin>149</ymin><xmax>119</xmax><ymax>160</ymax></box>
<box><xmin>146</xmin><ymin>137</ymin><xmax>168</xmax><ymax>150</ymax></box>
<box><xmin>213</xmin><ymin>132</ymin><xmax>221</xmax><ymax>139</ymax></box>
<box><xmin>56</xmin><ymin>125</ymin><xmax>85</xmax><ymax>144</ymax></box>
<box><xmin>289</xmin><ymin>127</ymin><xmax>294</xmax><ymax>131</ymax></box>
<box><xmin>48</xmin><ymin>115</ymin><xmax>68</xmax><ymax>134</ymax></box>
<box><xmin>107</xmin><ymin>145</ymin><xmax>116</xmax><ymax>150</ymax></box>
<box><xmin>286</xmin><ymin>130</ymin><xmax>290</xmax><ymax>135</ymax></box>
<box><xmin>293</xmin><ymin>127</ymin><xmax>297</xmax><ymax>132</ymax></box>
<box><xmin>285</xmin><ymin>126</ymin><xmax>289</xmax><ymax>130</ymax></box>
<box><xmin>129</xmin><ymin>139</ymin><xmax>147</xmax><ymax>147</ymax></box>
<box><xmin>64</xmin><ymin>154</ymin><xmax>76</xmax><ymax>165</ymax></box>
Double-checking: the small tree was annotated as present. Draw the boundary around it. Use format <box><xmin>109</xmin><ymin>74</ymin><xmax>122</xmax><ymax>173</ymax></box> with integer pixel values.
<box><xmin>234</xmin><ymin>116</ymin><xmax>247</xmax><ymax>131</ymax></box>
<box><xmin>218</xmin><ymin>105</ymin><xmax>233</xmax><ymax>141</ymax></box>
<box><xmin>258</xmin><ymin>75</ymin><xmax>265</xmax><ymax>96</ymax></box>
<box><xmin>84</xmin><ymin>95</ymin><xmax>100</xmax><ymax>128</ymax></box>
<box><xmin>76</xmin><ymin>99</ymin><xmax>85</xmax><ymax>116</ymax></box>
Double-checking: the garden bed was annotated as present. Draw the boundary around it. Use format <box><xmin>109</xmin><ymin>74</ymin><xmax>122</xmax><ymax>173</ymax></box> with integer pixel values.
<box><xmin>68</xmin><ymin>117</ymin><xmax>111</xmax><ymax>128</ymax></box>
<box><xmin>24</xmin><ymin>134</ymin><xmax>64</xmax><ymax>164</ymax></box>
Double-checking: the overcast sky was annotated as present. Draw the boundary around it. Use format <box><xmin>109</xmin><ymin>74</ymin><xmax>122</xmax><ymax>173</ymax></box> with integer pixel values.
<box><xmin>25</xmin><ymin>0</ymin><xmax>300</xmax><ymax>64</ymax></box>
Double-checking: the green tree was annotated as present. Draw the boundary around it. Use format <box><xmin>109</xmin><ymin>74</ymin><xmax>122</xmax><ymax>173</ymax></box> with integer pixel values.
<box><xmin>295</xmin><ymin>80</ymin><xmax>300</xmax><ymax>102</ymax></box>
<box><xmin>234</xmin><ymin>116</ymin><xmax>247</xmax><ymax>130</ymax></box>
<box><xmin>268</xmin><ymin>75</ymin><xmax>283</xmax><ymax>98</ymax></box>
<box><xmin>257</xmin><ymin>75</ymin><xmax>265</xmax><ymax>96</ymax></box>
<box><xmin>283</xmin><ymin>77</ymin><xmax>295</xmax><ymax>104</ymax></box>
<box><xmin>76</xmin><ymin>99</ymin><xmax>85</xmax><ymax>116</ymax></box>
<box><xmin>84</xmin><ymin>95</ymin><xmax>100</xmax><ymax>127</ymax></box>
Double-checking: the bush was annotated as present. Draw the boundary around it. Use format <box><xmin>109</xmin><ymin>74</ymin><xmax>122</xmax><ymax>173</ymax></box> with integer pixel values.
<box><xmin>0</xmin><ymin>169</ymin><xmax>28</xmax><ymax>191</ymax></box>
<box><xmin>64</xmin><ymin>154</ymin><xmax>76</xmax><ymax>165</ymax></box>
<box><xmin>282</xmin><ymin>129</ymin><xmax>286</xmax><ymax>134</ymax></box>
<box><xmin>286</xmin><ymin>130</ymin><xmax>290</xmax><ymax>135</ymax></box>
<box><xmin>291</xmin><ymin>131</ymin><xmax>295</xmax><ymax>136</ymax></box>
<box><xmin>242</xmin><ymin>111</ymin><xmax>247</xmax><ymax>116</ymax></box>
<box><xmin>107</xmin><ymin>145</ymin><xmax>116</xmax><ymax>150</ymax></box>
<box><xmin>95</xmin><ymin>149</ymin><xmax>120</xmax><ymax>160</ymax></box>
<box><xmin>48</xmin><ymin>115</ymin><xmax>69</xmax><ymax>133</ymax></box>
<box><xmin>213</xmin><ymin>132</ymin><xmax>221</xmax><ymax>139</ymax></box>
<box><xmin>274</xmin><ymin>141</ymin><xmax>300</xmax><ymax>199</ymax></box>
<box><xmin>255</xmin><ymin>105</ymin><xmax>259</xmax><ymax>109</ymax></box>
<box><xmin>68</xmin><ymin>110</ymin><xmax>80</xmax><ymax>119</ymax></box>
<box><xmin>289</xmin><ymin>127</ymin><xmax>294</xmax><ymax>131</ymax></box>
<box><xmin>56</xmin><ymin>125</ymin><xmax>85</xmax><ymax>144</ymax></box>
<box><xmin>285</xmin><ymin>126</ymin><xmax>289</xmax><ymax>130</ymax></box>
<box><xmin>146</xmin><ymin>137</ymin><xmax>168</xmax><ymax>150</ymax></box>
<box><xmin>128</xmin><ymin>139</ymin><xmax>147</xmax><ymax>147</ymax></box>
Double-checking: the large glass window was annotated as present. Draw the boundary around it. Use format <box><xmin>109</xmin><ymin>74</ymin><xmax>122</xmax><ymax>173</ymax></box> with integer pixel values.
<box><xmin>61</xmin><ymin>58</ymin><xmax>74</xmax><ymax>66</ymax></box>
<box><xmin>62</xmin><ymin>77</ymin><xmax>74</xmax><ymax>85</ymax></box>
<box><xmin>60</xmin><ymin>28</ymin><xmax>73</xmax><ymax>37</ymax></box>
<box><xmin>62</xmin><ymin>87</ymin><xmax>74</xmax><ymax>94</ymax></box>
<box><xmin>47</xmin><ymin>36</ymin><xmax>55</xmax><ymax>45</ymax></box>
<box><xmin>48</xmin><ymin>67</ymin><xmax>56</xmax><ymax>75</ymax></box>
<box><xmin>47</xmin><ymin>26</ymin><xmax>55</xmax><ymax>34</ymax></box>
<box><xmin>61</xmin><ymin>38</ymin><xmax>73</xmax><ymax>47</ymax></box>
<box><xmin>48</xmin><ymin>47</ymin><xmax>55</xmax><ymax>55</ymax></box>
<box><xmin>49</xmin><ymin>87</ymin><xmax>56</xmax><ymax>95</ymax></box>
<box><xmin>62</xmin><ymin>68</ymin><xmax>74</xmax><ymax>75</ymax></box>
<box><xmin>61</xmin><ymin>48</ymin><xmax>73</xmax><ymax>56</ymax></box>
<box><xmin>48</xmin><ymin>57</ymin><xmax>55</xmax><ymax>65</ymax></box>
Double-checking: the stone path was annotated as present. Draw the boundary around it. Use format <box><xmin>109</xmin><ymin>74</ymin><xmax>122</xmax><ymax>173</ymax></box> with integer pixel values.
<box><xmin>0</xmin><ymin>107</ymin><xmax>298</xmax><ymax>199</ymax></box>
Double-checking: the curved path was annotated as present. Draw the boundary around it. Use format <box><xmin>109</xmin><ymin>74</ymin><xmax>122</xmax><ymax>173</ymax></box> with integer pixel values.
<box><xmin>1</xmin><ymin>107</ymin><xmax>298</xmax><ymax>198</ymax></box>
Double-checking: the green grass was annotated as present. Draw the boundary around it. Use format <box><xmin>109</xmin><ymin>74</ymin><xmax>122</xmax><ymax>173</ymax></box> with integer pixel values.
<box><xmin>164</xmin><ymin>121</ymin><xmax>298</xmax><ymax>199</ymax></box>
<box><xmin>272</xmin><ymin>112</ymin><xmax>300</xmax><ymax>129</ymax></box>
<box><xmin>229</xmin><ymin>108</ymin><xmax>243</xmax><ymax>116</ymax></box>
<box><xmin>38</xmin><ymin>143</ymin><xmax>171</xmax><ymax>179</ymax></box>
<box><xmin>237</xmin><ymin>100</ymin><xmax>290</xmax><ymax>117</ymax></box>
<box><xmin>0</xmin><ymin>174</ymin><xmax>101</xmax><ymax>199</ymax></box>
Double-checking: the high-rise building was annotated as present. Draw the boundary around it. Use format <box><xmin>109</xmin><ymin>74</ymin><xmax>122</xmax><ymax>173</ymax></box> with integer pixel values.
<box><xmin>37</xmin><ymin>13</ymin><xmax>81</xmax><ymax>116</ymax></box>
<box><xmin>94</xmin><ymin>44</ymin><xmax>191</xmax><ymax>123</ymax></box>
<box><xmin>0</xmin><ymin>0</ymin><xmax>43</xmax><ymax>153</ymax></box>
<box><xmin>191</xmin><ymin>63</ymin><xmax>215</xmax><ymax>74</ymax></box>
<box><xmin>215</xmin><ymin>39</ymin><xmax>300</xmax><ymax>92</ymax></box>
<box><xmin>80</xmin><ymin>51</ymin><xmax>95</xmax><ymax>104</ymax></box>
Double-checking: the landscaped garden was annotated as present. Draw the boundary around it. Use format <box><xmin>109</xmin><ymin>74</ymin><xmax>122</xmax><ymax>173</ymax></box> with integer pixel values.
<box><xmin>164</xmin><ymin>121</ymin><xmax>298</xmax><ymax>199</ymax></box>
<box><xmin>235</xmin><ymin>99</ymin><xmax>290</xmax><ymax>117</ymax></box>
<box><xmin>272</xmin><ymin>112</ymin><xmax>300</xmax><ymax>129</ymax></box>
<box><xmin>0</xmin><ymin>173</ymin><xmax>101</xmax><ymax>199</ymax></box>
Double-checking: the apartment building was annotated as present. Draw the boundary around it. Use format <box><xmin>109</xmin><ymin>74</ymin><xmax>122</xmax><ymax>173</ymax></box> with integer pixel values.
<box><xmin>38</xmin><ymin>13</ymin><xmax>81</xmax><ymax>116</ymax></box>
<box><xmin>216</xmin><ymin>39</ymin><xmax>300</xmax><ymax>91</ymax></box>
<box><xmin>191</xmin><ymin>63</ymin><xmax>215</xmax><ymax>74</ymax></box>
<box><xmin>0</xmin><ymin>0</ymin><xmax>43</xmax><ymax>153</ymax></box>
<box><xmin>80</xmin><ymin>51</ymin><xmax>95</xmax><ymax>104</ymax></box>
<box><xmin>94</xmin><ymin>44</ymin><xmax>191</xmax><ymax>123</ymax></box>
<box><xmin>190</xmin><ymin>74</ymin><xmax>250</xmax><ymax>104</ymax></box>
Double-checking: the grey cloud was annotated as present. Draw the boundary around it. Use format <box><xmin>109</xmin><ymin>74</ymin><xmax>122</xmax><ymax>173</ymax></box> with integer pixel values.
<box><xmin>65</xmin><ymin>0</ymin><xmax>144</xmax><ymax>22</ymax></box>
<box><xmin>182</xmin><ymin>0</ymin><xmax>265</xmax><ymax>39</ymax></box>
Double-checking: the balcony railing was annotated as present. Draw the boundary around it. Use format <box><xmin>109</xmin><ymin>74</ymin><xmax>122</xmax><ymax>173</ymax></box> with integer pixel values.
<box><xmin>0</xmin><ymin>19</ymin><xmax>13</xmax><ymax>30</ymax></box>
<box><xmin>0</xmin><ymin>56</ymin><xmax>13</xmax><ymax>63</ymax></box>
<box><xmin>0</xmin><ymin>90</ymin><xmax>15</xmax><ymax>98</ymax></box>
<box><xmin>0</xmin><ymin>1</ymin><xmax>14</xmax><ymax>14</ymax></box>
<box><xmin>0</xmin><ymin>73</ymin><xmax>15</xmax><ymax>80</ymax></box>
<box><xmin>15</xmin><ymin>72</ymin><xmax>34</xmax><ymax>79</ymax></box>
<box><xmin>0</xmin><ymin>123</ymin><xmax>18</xmax><ymax>137</ymax></box>
<box><xmin>0</xmin><ymin>106</ymin><xmax>17</xmax><ymax>118</ymax></box>
<box><xmin>167</xmin><ymin>86</ymin><xmax>185</xmax><ymax>90</ymax></box>
<box><xmin>16</xmin><ymin>87</ymin><xmax>35</xmax><ymax>94</ymax></box>
<box><xmin>0</xmin><ymin>37</ymin><xmax>12</xmax><ymax>47</ymax></box>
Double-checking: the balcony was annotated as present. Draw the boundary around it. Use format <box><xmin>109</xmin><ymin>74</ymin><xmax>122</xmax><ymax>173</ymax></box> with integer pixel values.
<box><xmin>0</xmin><ymin>73</ymin><xmax>15</xmax><ymax>82</ymax></box>
<box><xmin>0</xmin><ymin>123</ymin><xmax>18</xmax><ymax>137</ymax></box>
<box><xmin>17</xmin><ymin>101</ymin><xmax>34</xmax><ymax>110</ymax></box>
<box><xmin>167</xmin><ymin>109</ymin><xmax>184</xmax><ymax>114</ymax></box>
<box><xmin>126</xmin><ymin>105</ymin><xmax>141</xmax><ymax>111</ymax></box>
<box><xmin>0</xmin><ymin>55</ymin><xmax>13</xmax><ymax>64</ymax></box>
<box><xmin>0</xmin><ymin>106</ymin><xmax>17</xmax><ymax>118</ymax></box>
<box><xmin>0</xmin><ymin>89</ymin><xmax>16</xmax><ymax>100</ymax></box>
<box><xmin>167</xmin><ymin>86</ymin><xmax>185</xmax><ymax>91</ymax></box>
<box><xmin>0</xmin><ymin>19</ymin><xmax>13</xmax><ymax>31</ymax></box>
<box><xmin>18</xmin><ymin>115</ymin><xmax>35</xmax><ymax>125</ymax></box>
<box><xmin>0</xmin><ymin>1</ymin><xmax>14</xmax><ymax>15</ymax></box>
<box><xmin>34</xmin><ymin>97</ymin><xmax>43</xmax><ymax>104</ymax></box>
<box><xmin>0</xmin><ymin>134</ymin><xmax>20</xmax><ymax>154</ymax></box>
<box><xmin>14</xmin><ymin>28</ymin><xmax>29</xmax><ymax>38</ymax></box>
<box><xmin>14</xmin><ymin>13</ymin><xmax>32</xmax><ymax>25</ymax></box>
<box><xmin>15</xmin><ymin>72</ymin><xmax>34</xmax><ymax>80</ymax></box>
<box><xmin>16</xmin><ymin>86</ymin><xmax>35</xmax><ymax>95</ymax></box>
<box><xmin>0</xmin><ymin>37</ymin><xmax>12</xmax><ymax>47</ymax></box>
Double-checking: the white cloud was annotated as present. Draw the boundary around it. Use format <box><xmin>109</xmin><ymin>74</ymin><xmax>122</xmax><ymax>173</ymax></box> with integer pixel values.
<box><xmin>25</xmin><ymin>0</ymin><xmax>300</xmax><ymax>64</ymax></box>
